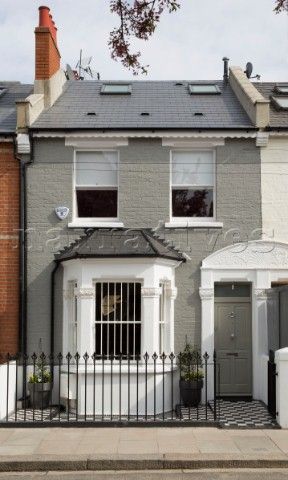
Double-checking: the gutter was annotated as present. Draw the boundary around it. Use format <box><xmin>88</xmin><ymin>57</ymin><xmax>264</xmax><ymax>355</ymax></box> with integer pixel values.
<box><xmin>265</xmin><ymin>126</ymin><xmax>288</xmax><ymax>132</ymax></box>
<box><xmin>29</xmin><ymin>126</ymin><xmax>258</xmax><ymax>133</ymax></box>
<box><xmin>13</xmin><ymin>134</ymin><xmax>34</xmax><ymax>357</ymax></box>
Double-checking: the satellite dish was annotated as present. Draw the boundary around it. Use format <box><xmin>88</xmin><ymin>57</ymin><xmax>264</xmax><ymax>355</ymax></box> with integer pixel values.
<box><xmin>245</xmin><ymin>62</ymin><xmax>253</xmax><ymax>79</ymax></box>
<box><xmin>66</xmin><ymin>64</ymin><xmax>76</xmax><ymax>81</ymax></box>
<box><xmin>75</xmin><ymin>50</ymin><xmax>101</xmax><ymax>80</ymax></box>
<box><xmin>77</xmin><ymin>56</ymin><xmax>92</xmax><ymax>70</ymax></box>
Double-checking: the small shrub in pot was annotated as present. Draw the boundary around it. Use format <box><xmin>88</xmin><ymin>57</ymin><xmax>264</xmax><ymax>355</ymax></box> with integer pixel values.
<box><xmin>179</xmin><ymin>344</ymin><xmax>204</xmax><ymax>407</ymax></box>
<box><xmin>28</xmin><ymin>354</ymin><xmax>53</xmax><ymax>410</ymax></box>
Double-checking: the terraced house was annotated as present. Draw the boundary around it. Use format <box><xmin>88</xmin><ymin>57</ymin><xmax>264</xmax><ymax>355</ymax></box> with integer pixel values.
<box><xmin>2</xmin><ymin>6</ymin><xmax>288</xmax><ymax>424</ymax></box>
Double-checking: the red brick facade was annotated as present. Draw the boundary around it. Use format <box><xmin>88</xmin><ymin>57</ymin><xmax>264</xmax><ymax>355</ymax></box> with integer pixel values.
<box><xmin>0</xmin><ymin>142</ymin><xmax>19</xmax><ymax>354</ymax></box>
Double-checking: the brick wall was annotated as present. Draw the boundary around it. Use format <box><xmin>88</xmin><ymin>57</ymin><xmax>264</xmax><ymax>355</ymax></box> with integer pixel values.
<box><xmin>0</xmin><ymin>142</ymin><xmax>19</xmax><ymax>354</ymax></box>
<box><xmin>26</xmin><ymin>138</ymin><xmax>261</xmax><ymax>353</ymax></box>
<box><xmin>35</xmin><ymin>27</ymin><xmax>60</xmax><ymax>80</ymax></box>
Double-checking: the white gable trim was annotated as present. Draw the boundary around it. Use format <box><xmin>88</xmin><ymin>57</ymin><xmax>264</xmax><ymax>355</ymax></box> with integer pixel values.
<box><xmin>202</xmin><ymin>240</ymin><xmax>288</xmax><ymax>270</ymax></box>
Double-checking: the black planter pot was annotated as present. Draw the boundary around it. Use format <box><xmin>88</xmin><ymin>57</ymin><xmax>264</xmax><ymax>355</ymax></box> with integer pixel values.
<box><xmin>179</xmin><ymin>379</ymin><xmax>203</xmax><ymax>407</ymax></box>
<box><xmin>28</xmin><ymin>383</ymin><xmax>53</xmax><ymax>410</ymax></box>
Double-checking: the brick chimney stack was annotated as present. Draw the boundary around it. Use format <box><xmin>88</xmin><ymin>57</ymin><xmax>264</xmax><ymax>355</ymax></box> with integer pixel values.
<box><xmin>35</xmin><ymin>6</ymin><xmax>61</xmax><ymax>80</ymax></box>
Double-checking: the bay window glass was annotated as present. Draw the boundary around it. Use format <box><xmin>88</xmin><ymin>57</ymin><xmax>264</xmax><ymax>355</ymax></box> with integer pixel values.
<box><xmin>171</xmin><ymin>151</ymin><xmax>214</xmax><ymax>219</ymax></box>
<box><xmin>95</xmin><ymin>282</ymin><xmax>141</xmax><ymax>359</ymax></box>
<box><xmin>75</xmin><ymin>151</ymin><xmax>118</xmax><ymax>218</ymax></box>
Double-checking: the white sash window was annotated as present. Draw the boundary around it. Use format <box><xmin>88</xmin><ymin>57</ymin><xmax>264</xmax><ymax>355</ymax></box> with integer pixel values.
<box><xmin>75</xmin><ymin>151</ymin><xmax>118</xmax><ymax>219</ymax></box>
<box><xmin>171</xmin><ymin>150</ymin><xmax>215</xmax><ymax>221</ymax></box>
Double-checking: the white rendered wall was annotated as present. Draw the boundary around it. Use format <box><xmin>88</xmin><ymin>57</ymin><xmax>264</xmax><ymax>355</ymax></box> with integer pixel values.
<box><xmin>60</xmin><ymin>364</ymin><xmax>179</xmax><ymax>416</ymax></box>
<box><xmin>261</xmin><ymin>138</ymin><xmax>288</xmax><ymax>244</ymax></box>
<box><xmin>0</xmin><ymin>361</ymin><xmax>17</xmax><ymax>420</ymax></box>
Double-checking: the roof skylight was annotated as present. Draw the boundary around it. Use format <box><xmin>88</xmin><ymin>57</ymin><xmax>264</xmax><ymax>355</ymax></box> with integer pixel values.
<box><xmin>274</xmin><ymin>85</ymin><xmax>288</xmax><ymax>95</ymax></box>
<box><xmin>272</xmin><ymin>96</ymin><xmax>288</xmax><ymax>110</ymax></box>
<box><xmin>189</xmin><ymin>84</ymin><xmax>220</xmax><ymax>95</ymax></box>
<box><xmin>101</xmin><ymin>84</ymin><xmax>132</xmax><ymax>95</ymax></box>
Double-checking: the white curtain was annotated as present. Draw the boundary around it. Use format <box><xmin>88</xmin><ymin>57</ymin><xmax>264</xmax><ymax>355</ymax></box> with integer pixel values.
<box><xmin>172</xmin><ymin>151</ymin><xmax>214</xmax><ymax>187</ymax></box>
<box><xmin>76</xmin><ymin>151</ymin><xmax>118</xmax><ymax>186</ymax></box>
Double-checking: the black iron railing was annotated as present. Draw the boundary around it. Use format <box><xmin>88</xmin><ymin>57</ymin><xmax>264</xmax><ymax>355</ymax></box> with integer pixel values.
<box><xmin>0</xmin><ymin>351</ymin><xmax>220</xmax><ymax>426</ymax></box>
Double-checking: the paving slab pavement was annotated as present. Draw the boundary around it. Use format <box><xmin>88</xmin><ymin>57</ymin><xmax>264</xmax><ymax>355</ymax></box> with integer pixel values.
<box><xmin>0</xmin><ymin>427</ymin><xmax>288</xmax><ymax>471</ymax></box>
<box><xmin>2</xmin><ymin>470</ymin><xmax>288</xmax><ymax>479</ymax></box>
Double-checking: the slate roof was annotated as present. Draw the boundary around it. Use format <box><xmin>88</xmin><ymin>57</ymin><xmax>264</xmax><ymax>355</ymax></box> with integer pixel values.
<box><xmin>254</xmin><ymin>82</ymin><xmax>288</xmax><ymax>129</ymax></box>
<box><xmin>55</xmin><ymin>228</ymin><xmax>185</xmax><ymax>263</ymax></box>
<box><xmin>32</xmin><ymin>80</ymin><xmax>254</xmax><ymax>130</ymax></box>
<box><xmin>0</xmin><ymin>82</ymin><xmax>33</xmax><ymax>134</ymax></box>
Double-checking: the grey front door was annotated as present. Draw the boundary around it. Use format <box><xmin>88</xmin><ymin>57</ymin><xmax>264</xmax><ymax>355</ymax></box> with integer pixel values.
<box><xmin>215</xmin><ymin>298</ymin><xmax>252</xmax><ymax>396</ymax></box>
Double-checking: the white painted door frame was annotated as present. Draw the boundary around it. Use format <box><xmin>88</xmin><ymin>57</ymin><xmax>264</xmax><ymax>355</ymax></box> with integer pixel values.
<box><xmin>200</xmin><ymin>240</ymin><xmax>288</xmax><ymax>404</ymax></box>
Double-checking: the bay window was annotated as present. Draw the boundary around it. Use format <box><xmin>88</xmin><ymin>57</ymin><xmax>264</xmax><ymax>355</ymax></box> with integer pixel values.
<box><xmin>75</xmin><ymin>151</ymin><xmax>118</xmax><ymax>219</ymax></box>
<box><xmin>171</xmin><ymin>150</ymin><xmax>215</xmax><ymax>220</ymax></box>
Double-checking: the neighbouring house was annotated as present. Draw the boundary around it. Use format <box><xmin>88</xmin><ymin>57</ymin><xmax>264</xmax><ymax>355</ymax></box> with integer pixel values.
<box><xmin>253</xmin><ymin>82</ymin><xmax>288</xmax><ymax>358</ymax></box>
<box><xmin>0</xmin><ymin>82</ymin><xmax>32</xmax><ymax>355</ymax></box>
<box><xmin>10</xmin><ymin>5</ymin><xmax>288</xmax><ymax>419</ymax></box>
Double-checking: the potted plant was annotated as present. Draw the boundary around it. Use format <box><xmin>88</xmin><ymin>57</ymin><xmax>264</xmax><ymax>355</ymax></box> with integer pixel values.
<box><xmin>179</xmin><ymin>344</ymin><xmax>204</xmax><ymax>407</ymax></box>
<box><xmin>28</xmin><ymin>354</ymin><xmax>53</xmax><ymax>409</ymax></box>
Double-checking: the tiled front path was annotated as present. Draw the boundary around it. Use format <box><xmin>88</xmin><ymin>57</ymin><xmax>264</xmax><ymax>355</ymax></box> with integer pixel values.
<box><xmin>0</xmin><ymin>428</ymin><xmax>287</xmax><ymax>457</ymax></box>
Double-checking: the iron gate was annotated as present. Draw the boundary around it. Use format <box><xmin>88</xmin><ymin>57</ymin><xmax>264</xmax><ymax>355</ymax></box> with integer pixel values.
<box><xmin>268</xmin><ymin>350</ymin><xmax>277</xmax><ymax>418</ymax></box>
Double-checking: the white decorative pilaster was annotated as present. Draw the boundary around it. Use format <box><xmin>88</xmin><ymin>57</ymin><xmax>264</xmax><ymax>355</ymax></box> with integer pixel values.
<box><xmin>75</xmin><ymin>287</ymin><xmax>95</xmax><ymax>356</ymax></box>
<box><xmin>199</xmin><ymin>287</ymin><xmax>214</xmax><ymax>402</ymax></box>
<box><xmin>254</xmin><ymin>287</ymin><xmax>269</xmax><ymax>401</ymax></box>
<box><xmin>166</xmin><ymin>286</ymin><xmax>177</xmax><ymax>352</ymax></box>
<box><xmin>199</xmin><ymin>288</ymin><xmax>214</xmax><ymax>357</ymax></box>
<box><xmin>141</xmin><ymin>287</ymin><xmax>162</xmax><ymax>355</ymax></box>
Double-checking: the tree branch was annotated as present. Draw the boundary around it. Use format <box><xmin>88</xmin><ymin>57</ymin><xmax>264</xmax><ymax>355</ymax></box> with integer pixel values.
<box><xmin>109</xmin><ymin>0</ymin><xmax>180</xmax><ymax>75</ymax></box>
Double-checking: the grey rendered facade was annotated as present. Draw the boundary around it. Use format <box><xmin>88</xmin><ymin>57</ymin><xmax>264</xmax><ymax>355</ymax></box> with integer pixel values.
<box><xmin>26</xmin><ymin>135</ymin><xmax>261</xmax><ymax>354</ymax></box>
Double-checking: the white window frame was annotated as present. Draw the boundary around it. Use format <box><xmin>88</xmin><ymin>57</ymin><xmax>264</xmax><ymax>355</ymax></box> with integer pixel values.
<box><xmin>93</xmin><ymin>279</ymin><xmax>142</xmax><ymax>360</ymax></box>
<box><xmin>72</xmin><ymin>149</ymin><xmax>122</xmax><ymax>226</ymax></box>
<box><xmin>169</xmin><ymin>149</ymin><xmax>216</xmax><ymax>224</ymax></box>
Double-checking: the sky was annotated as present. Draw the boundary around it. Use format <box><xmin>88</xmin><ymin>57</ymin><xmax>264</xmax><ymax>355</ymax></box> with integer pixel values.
<box><xmin>0</xmin><ymin>0</ymin><xmax>287</xmax><ymax>83</ymax></box>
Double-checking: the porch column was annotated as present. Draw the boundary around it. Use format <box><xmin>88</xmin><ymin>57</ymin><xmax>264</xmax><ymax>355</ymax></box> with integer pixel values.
<box><xmin>141</xmin><ymin>287</ymin><xmax>162</xmax><ymax>355</ymax></box>
<box><xmin>75</xmin><ymin>287</ymin><xmax>95</xmax><ymax>356</ymax></box>
<box><xmin>200</xmin><ymin>287</ymin><xmax>214</xmax><ymax>402</ymax></box>
<box><xmin>199</xmin><ymin>288</ymin><xmax>214</xmax><ymax>357</ymax></box>
<box><xmin>254</xmin><ymin>288</ymin><xmax>268</xmax><ymax>402</ymax></box>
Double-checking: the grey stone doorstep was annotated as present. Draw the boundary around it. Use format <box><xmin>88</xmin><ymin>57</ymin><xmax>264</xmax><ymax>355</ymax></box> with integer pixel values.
<box><xmin>1</xmin><ymin>454</ymin><xmax>288</xmax><ymax>472</ymax></box>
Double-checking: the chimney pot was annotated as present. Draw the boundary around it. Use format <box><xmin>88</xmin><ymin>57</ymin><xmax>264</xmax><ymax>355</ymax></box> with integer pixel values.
<box><xmin>39</xmin><ymin>6</ymin><xmax>50</xmax><ymax>28</ymax></box>
<box><xmin>35</xmin><ymin>6</ymin><xmax>61</xmax><ymax>80</ymax></box>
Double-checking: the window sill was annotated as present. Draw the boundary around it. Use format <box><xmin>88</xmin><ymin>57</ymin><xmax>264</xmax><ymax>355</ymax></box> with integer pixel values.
<box><xmin>68</xmin><ymin>221</ymin><xmax>124</xmax><ymax>228</ymax></box>
<box><xmin>165</xmin><ymin>221</ymin><xmax>223</xmax><ymax>229</ymax></box>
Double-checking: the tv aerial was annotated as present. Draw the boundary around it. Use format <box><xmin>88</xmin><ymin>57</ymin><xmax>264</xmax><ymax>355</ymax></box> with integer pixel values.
<box><xmin>75</xmin><ymin>49</ymin><xmax>100</xmax><ymax>80</ymax></box>
<box><xmin>244</xmin><ymin>62</ymin><xmax>261</xmax><ymax>81</ymax></box>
